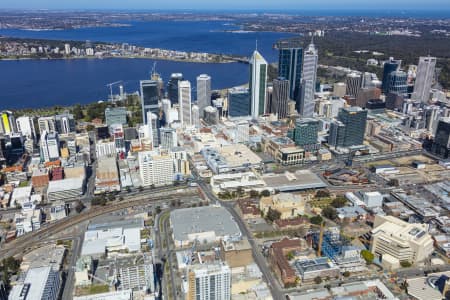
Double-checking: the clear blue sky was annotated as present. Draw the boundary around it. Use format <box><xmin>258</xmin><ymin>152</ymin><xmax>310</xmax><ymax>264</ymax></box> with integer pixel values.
<box><xmin>1</xmin><ymin>0</ymin><xmax>450</xmax><ymax>10</ymax></box>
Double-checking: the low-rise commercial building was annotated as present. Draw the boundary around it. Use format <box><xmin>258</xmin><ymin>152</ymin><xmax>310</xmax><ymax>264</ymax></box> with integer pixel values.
<box><xmin>201</xmin><ymin>144</ymin><xmax>262</xmax><ymax>174</ymax></box>
<box><xmin>95</xmin><ymin>157</ymin><xmax>120</xmax><ymax>194</ymax></box>
<box><xmin>220</xmin><ymin>238</ymin><xmax>253</xmax><ymax>268</ymax></box>
<box><xmin>47</xmin><ymin>177</ymin><xmax>84</xmax><ymax>202</ymax></box>
<box><xmin>294</xmin><ymin>257</ymin><xmax>340</xmax><ymax>283</ymax></box>
<box><xmin>269</xmin><ymin>238</ymin><xmax>307</xmax><ymax>286</ymax></box>
<box><xmin>170</xmin><ymin>206</ymin><xmax>241</xmax><ymax>248</ymax></box>
<box><xmin>260</xmin><ymin>193</ymin><xmax>306</xmax><ymax>220</ymax></box>
<box><xmin>370</xmin><ymin>215</ymin><xmax>434</xmax><ymax>266</ymax></box>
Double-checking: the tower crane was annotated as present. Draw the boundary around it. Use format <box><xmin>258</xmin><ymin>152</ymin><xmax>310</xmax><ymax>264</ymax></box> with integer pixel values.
<box><xmin>106</xmin><ymin>81</ymin><xmax>123</xmax><ymax>101</ymax></box>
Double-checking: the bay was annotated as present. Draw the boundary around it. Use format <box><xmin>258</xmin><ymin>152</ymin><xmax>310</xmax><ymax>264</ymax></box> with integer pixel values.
<box><xmin>0</xmin><ymin>20</ymin><xmax>295</xmax><ymax>109</ymax></box>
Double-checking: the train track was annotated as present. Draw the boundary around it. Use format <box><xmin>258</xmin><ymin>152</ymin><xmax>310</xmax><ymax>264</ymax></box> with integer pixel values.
<box><xmin>0</xmin><ymin>189</ymin><xmax>197</xmax><ymax>258</ymax></box>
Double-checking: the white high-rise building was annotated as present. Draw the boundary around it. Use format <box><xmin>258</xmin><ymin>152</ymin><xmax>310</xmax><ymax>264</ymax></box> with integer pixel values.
<box><xmin>40</xmin><ymin>131</ymin><xmax>60</xmax><ymax>162</ymax></box>
<box><xmin>179</xmin><ymin>80</ymin><xmax>192</xmax><ymax>127</ymax></box>
<box><xmin>191</xmin><ymin>105</ymin><xmax>200</xmax><ymax>129</ymax></box>
<box><xmin>95</xmin><ymin>141</ymin><xmax>116</xmax><ymax>159</ymax></box>
<box><xmin>197</xmin><ymin>74</ymin><xmax>211</xmax><ymax>116</ymax></box>
<box><xmin>161</xmin><ymin>98</ymin><xmax>172</xmax><ymax>123</ymax></box>
<box><xmin>16</xmin><ymin>116</ymin><xmax>36</xmax><ymax>140</ymax></box>
<box><xmin>38</xmin><ymin>116</ymin><xmax>56</xmax><ymax>135</ymax></box>
<box><xmin>249</xmin><ymin>50</ymin><xmax>268</xmax><ymax>119</ymax></box>
<box><xmin>9</xmin><ymin>266</ymin><xmax>60</xmax><ymax>300</ymax></box>
<box><xmin>300</xmin><ymin>42</ymin><xmax>318</xmax><ymax>117</ymax></box>
<box><xmin>235</xmin><ymin>121</ymin><xmax>250</xmax><ymax>144</ymax></box>
<box><xmin>186</xmin><ymin>263</ymin><xmax>231</xmax><ymax>300</ymax></box>
<box><xmin>413</xmin><ymin>56</ymin><xmax>437</xmax><ymax>103</ymax></box>
<box><xmin>160</xmin><ymin>128</ymin><xmax>177</xmax><ymax>150</ymax></box>
<box><xmin>138</xmin><ymin>151</ymin><xmax>174</xmax><ymax>187</ymax></box>
<box><xmin>64</xmin><ymin>43</ymin><xmax>71</xmax><ymax>55</ymax></box>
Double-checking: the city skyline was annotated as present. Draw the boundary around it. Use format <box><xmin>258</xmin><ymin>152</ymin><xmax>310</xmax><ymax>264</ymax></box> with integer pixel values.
<box><xmin>1</xmin><ymin>0</ymin><xmax>450</xmax><ymax>10</ymax></box>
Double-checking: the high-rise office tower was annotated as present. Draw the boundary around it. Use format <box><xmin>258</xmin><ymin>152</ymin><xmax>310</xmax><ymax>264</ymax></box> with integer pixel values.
<box><xmin>196</xmin><ymin>74</ymin><xmax>211</xmax><ymax>116</ymax></box>
<box><xmin>167</xmin><ymin>73</ymin><xmax>184</xmax><ymax>105</ymax></box>
<box><xmin>55</xmin><ymin>113</ymin><xmax>75</xmax><ymax>134</ymax></box>
<box><xmin>292</xmin><ymin>118</ymin><xmax>320</xmax><ymax>151</ymax></box>
<box><xmin>178</xmin><ymin>80</ymin><xmax>192</xmax><ymax>127</ymax></box>
<box><xmin>0</xmin><ymin>111</ymin><xmax>17</xmax><ymax>135</ymax></box>
<box><xmin>191</xmin><ymin>105</ymin><xmax>200</xmax><ymax>129</ymax></box>
<box><xmin>105</xmin><ymin>107</ymin><xmax>127</xmax><ymax>126</ymax></box>
<box><xmin>387</xmin><ymin>71</ymin><xmax>408</xmax><ymax>95</ymax></box>
<box><xmin>249</xmin><ymin>50</ymin><xmax>268</xmax><ymax>119</ymax></box>
<box><xmin>38</xmin><ymin>117</ymin><xmax>57</xmax><ymax>135</ymax></box>
<box><xmin>228</xmin><ymin>87</ymin><xmax>250</xmax><ymax>117</ymax></box>
<box><xmin>299</xmin><ymin>42</ymin><xmax>318</xmax><ymax>117</ymax></box>
<box><xmin>431</xmin><ymin>117</ymin><xmax>450</xmax><ymax>159</ymax></box>
<box><xmin>145</xmin><ymin>111</ymin><xmax>159</xmax><ymax>147</ymax></box>
<box><xmin>277</xmin><ymin>40</ymin><xmax>303</xmax><ymax>106</ymax></box>
<box><xmin>16</xmin><ymin>116</ymin><xmax>36</xmax><ymax>140</ymax></box>
<box><xmin>381</xmin><ymin>58</ymin><xmax>401</xmax><ymax>93</ymax></box>
<box><xmin>271</xmin><ymin>77</ymin><xmax>290</xmax><ymax>119</ymax></box>
<box><xmin>329</xmin><ymin>107</ymin><xmax>368</xmax><ymax>148</ymax></box>
<box><xmin>140</xmin><ymin>80</ymin><xmax>160</xmax><ymax>124</ymax></box>
<box><xmin>345</xmin><ymin>73</ymin><xmax>362</xmax><ymax>98</ymax></box>
<box><xmin>40</xmin><ymin>131</ymin><xmax>60</xmax><ymax>162</ymax></box>
<box><xmin>265</xmin><ymin>85</ymin><xmax>273</xmax><ymax>114</ymax></box>
<box><xmin>159</xmin><ymin>127</ymin><xmax>177</xmax><ymax>150</ymax></box>
<box><xmin>424</xmin><ymin>105</ymin><xmax>442</xmax><ymax>134</ymax></box>
<box><xmin>413</xmin><ymin>56</ymin><xmax>437</xmax><ymax>103</ymax></box>
<box><xmin>187</xmin><ymin>263</ymin><xmax>231</xmax><ymax>300</ymax></box>
<box><xmin>161</xmin><ymin>98</ymin><xmax>172</xmax><ymax>125</ymax></box>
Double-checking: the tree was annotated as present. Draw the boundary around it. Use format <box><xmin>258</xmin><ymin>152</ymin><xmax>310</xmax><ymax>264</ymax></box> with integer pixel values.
<box><xmin>155</xmin><ymin>206</ymin><xmax>162</xmax><ymax>214</ymax></box>
<box><xmin>343</xmin><ymin>271</ymin><xmax>351</xmax><ymax>277</ymax></box>
<box><xmin>331</xmin><ymin>196</ymin><xmax>347</xmax><ymax>208</ymax></box>
<box><xmin>75</xmin><ymin>201</ymin><xmax>85</xmax><ymax>213</ymax></box>
<box><xmin>310</xmin><ymin>215</ymin><xmax>324</xmax><ymax>225</ymax></box>
<box><xmin>286</xmin><ymin>251</ymin><xmax>295</xmax><ymax>261</ymax></box>
<box><xmin>261</xmin><ymin>190</ymin><xmax>271</xmax><ymax>197</ymax></box>
<box><xmin>315</xmin><ymin>190</ymin><xmax>330</xmax><ymax>198</ymax></box>
<box><xmin>322</xmin><ymin>206</ymin><xmax>337</xmax><ymax>220</ymax></box>
<box><xmin>72</xmin><ymin>104</ymin><xmax>84</xmax><ymax>120</ymax></box>
<box><xmin>107</xmin><ymin>193</ymin><xmax>115</xmax><ymax>202</ymax></box>
<box><xmin>360</xmin><ymin>250</ymin><xmax>374</xmax><ymax>264</ymax></box>
<box><xmin>400</xmin><ymin>261</ymin><xmax>412</xmax><ymax>268</ymax></box>
<box><xmin>138</xmin><ymin>186</ymin><xmax>144</xmax><ymax>192</ymax></box>
<box><xmin>266</xmin><ymin>208</ymin><xmax>281</xmax><ymax>222</ymax></box>
<box><xmin>86</xmin><ymin>124</ymin><xmax>95</xmax><ymax>132</ymax></box>
<box><xmin>249</xmin><ymin>190</ymin><xmax>259</xmax><ymax>198</ymax></box>
<box><xmin>314</xmin><ymin>276</ymin><xmax>322</xmax><ymax>284</ymax></box>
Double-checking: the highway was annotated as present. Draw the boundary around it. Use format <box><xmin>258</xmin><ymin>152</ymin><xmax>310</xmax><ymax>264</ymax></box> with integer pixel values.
<box><xmin>0</xmin><ymin>188</ymin><xmax>197</xmax><ymax>259</ymax></box>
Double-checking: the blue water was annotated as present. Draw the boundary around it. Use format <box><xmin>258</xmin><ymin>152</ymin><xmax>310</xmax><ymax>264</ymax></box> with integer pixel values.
<box><xmin>0</xmin><ymin>58</ymin><xmax>251</xmax><ymax>109</ymax></box>
<box><xmin>0</xmin><ymin>21</ymin><xmax>294</xmax><ymax>109</ymax></box>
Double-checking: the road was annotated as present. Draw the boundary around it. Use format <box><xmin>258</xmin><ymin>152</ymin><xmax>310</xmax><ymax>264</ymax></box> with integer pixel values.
<box><xmin>0</xmin><ymin>188</ymin><xmax>197</xmax><ymax>259</ymax></box>
<box><xmin>198</xmin><ymin>181</ymin><xmax>285</xmax><ymax>300</ymax></box>
<box><xmin>61</xmin><ymin>233</ymin><xmax>84</xmax><ymax>300</ymax></box>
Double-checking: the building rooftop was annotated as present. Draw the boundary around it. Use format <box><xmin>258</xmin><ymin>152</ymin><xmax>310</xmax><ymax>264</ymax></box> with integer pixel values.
<box><xmin>170</xmin><ymin>206</ymin><xmax>241</xmax><ymax>242</ymax></box>
<box><xmin>47</xmin><ymin>177</ymin><xmax>84</xmax><ymax>193</ymax></box>
<box><xmin>73</xmin><ymin>289</ymin><xmax>133</xmax><ymax>300</ymax></box>
<box><xmin>263</xmin><ymin>170</ymin><xmax>327</xmax><ymax>191</ymax></box>
<box><xmin>9</xmin><ymin>266</ymin><xmax>55</xmax><ymax>300</ymax></box>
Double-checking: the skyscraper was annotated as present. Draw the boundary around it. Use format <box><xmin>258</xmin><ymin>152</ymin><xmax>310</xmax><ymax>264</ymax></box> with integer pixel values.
<box><xmin>431</xmin><ymin>117</ymin><xmax>450</xmax><ymax>159</ymax></box>
<box><xmin>38</xmin><ymin>116</ymin><xmax>56</xmax><ymax>135</ymax></box>
<box><xmin>413</xmin><ymin>56</ymin><xmax>437</xmax><ymax>103</ymax></box>
<box><xmin>167</xmin><ymin>73</ymin><xmax>184</xmax><ymax>104</ymax></box>
<box><xmin>196</xmin><ymin>74</ymin><xmax>211</xmax><ymax>116</ymax></box>
<box><xmin>277</xmin><ymin>40</ymin><xmax>303</xmax><ymax>105</ymax></box>
<box><xmin>387</xmin><ymin>71</ymin><xmax>408</xmax><ymax>95</ymax></box>
<box><xmin>271</xmin><ymin>77</ymin><xmax>290</xmax><ymax>119</ymax></box>
<box><xmin>40</xmin><ymin>131</ymin><xmax>60</xmax><ymax>162</ymax></box>
<box><xmin>187</xmin><ymin>263</ymin><xmax>231</xmax><ymax>300</ymax></box>
<box><xmin>228</xmin><ymin>87</ymin><xmax>250</xmax><ymax>117</ymax></box>
<box><xmin>0</xmin><ymin>111</ymin><xmax>17</xmax><ymax>135</ymax></box>
<box><xmin>299</xmin><ymin>42</ymin><xmax>318</xmax><ymax>117</ymax></box>
<box><xmin>55</xmin><ymin>113</ymin><xmax>75</xmax><ymax>134</ymax></box>
<box><xmin>159</xmin><ymin>127</ymin><xmax>177</xmax><ymax>150</ymax></box>
<box><xmin>381</xmin><ymin>58</ymin><xmax>401</xmax><ymax>93</ymax></box>
<box><xmin>292</xmin><ymin>118</ymin><xmax>320</xmax><ymax>150</ymax></box>
<box><xmin>16</xmin><ymin>116</ymin><xmax>36</xmax><ymax>140</ymax></box>
<box><xmin>191</xmin><ymin>104</ymin><xmax>200</xmax><ymax>129</ymax></box>
<box><xmin>249</xmin><ymin>50</ymin><xmax>268</xmax><ymax>119</ymax></box>
<box><xmin>140</xmin><ymin>80</ymin><xmax>160</xmax><ymax>124</ymax></box>
<box><xmin>345</xmin><ymin>73</ymin><xmax>362</xmax><ymax>98</ymax></box>
<box><xmin>329</xmin><ymin>107</ymin><xmax>368</xmax><ymax>148</ymax></box>
<box><xmin>178</xmin><ymin>80</ymin><xmax>192</xmax><ymax>127</ymax></box>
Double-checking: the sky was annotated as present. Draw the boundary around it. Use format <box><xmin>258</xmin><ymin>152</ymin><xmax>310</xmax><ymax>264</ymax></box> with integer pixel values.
<box><xmin>1</xmin><ymin>0</ymin><xmax>450</xmax><ymax>11</ymax></box>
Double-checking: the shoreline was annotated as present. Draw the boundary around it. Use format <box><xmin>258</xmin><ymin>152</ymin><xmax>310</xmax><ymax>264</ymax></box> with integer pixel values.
<box><xmin>0</xmin><ymin>55</ymin><xmax>248</xmax><ymax>64</ymax></box>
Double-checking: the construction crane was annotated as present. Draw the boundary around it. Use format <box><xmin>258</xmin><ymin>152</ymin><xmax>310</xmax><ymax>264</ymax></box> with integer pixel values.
<box><xmin>106</xmin><ymin>81</ymin><xmax>123</xmax><ymax>101</ymax></box>
<box><xmin>307</xmin><ymin>221</ymin><xmax>325</xmax><ymax>257</ymax></box>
